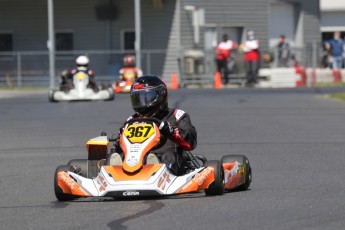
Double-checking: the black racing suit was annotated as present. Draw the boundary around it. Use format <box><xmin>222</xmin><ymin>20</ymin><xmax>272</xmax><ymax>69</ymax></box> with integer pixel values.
<box><xmin>114</xmin><ymin>108</ymin><xmax>197</xmax><ymax>175</ymax></box>
<box><xmin>61</xmin><ymin>67</ymin><xmax>97</xmax><ymax>91</ymax></box>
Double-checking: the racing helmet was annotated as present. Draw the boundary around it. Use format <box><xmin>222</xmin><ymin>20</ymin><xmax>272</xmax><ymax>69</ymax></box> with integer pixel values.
<box><xmin>123</xmin><ymin>54</ymin><xmax>136</xmax><ymax>67</ymax></box>
<box><xmin>76</xmin><ymin>55</ymin><xmax>89</xmax><ymax>67</ymax></box>
<box><xmin>130</xmin><ymin>75</ymin><xmax>168</xmax><ymax>116</ymax></box>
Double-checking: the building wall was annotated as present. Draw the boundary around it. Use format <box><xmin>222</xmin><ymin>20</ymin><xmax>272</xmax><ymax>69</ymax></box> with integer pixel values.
<box><xmin>0</xmin><ymin>0</ymin><xmax>48</xmax><ymax>51</ymax></box>
<box><xmin>0</xmin><ymin>0</ymin><xmax>176</xmax><ymax>77</ymax></box>
<box><xmin>274</xmin><ymin>0</ymin><xmax>320</xmax><ymax>45</ymax></box>
<box><xmin>0</xmin><ymin>0</ymin><xmax>320</xmax><ymax>83</ymax></box>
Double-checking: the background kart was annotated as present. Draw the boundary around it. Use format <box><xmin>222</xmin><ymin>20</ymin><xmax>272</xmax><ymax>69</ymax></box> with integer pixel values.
<box><xmin>49</xmin><ymin>71</ymin><xmax>115</xmax><ymax>102</ymax></box>
<box><xmin>112</xmin><ymin>68</ymin><xmax>138</xmax><ymax>93</ymax></box>
<box><xmin>54</xmin><ymin>118</ymin><xmax>252</xmax><ymax>200</ymax></box>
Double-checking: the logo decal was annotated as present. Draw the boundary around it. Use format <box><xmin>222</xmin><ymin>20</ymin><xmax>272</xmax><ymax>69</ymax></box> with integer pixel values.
<box><xmin>123</xmin><ymin>191</ymin><xmax>140</xmax><ymax>196</ymax></box>
<box><xmin>58</xmin><ymin>172</ymin><xmax>76</xmax><ymax>190</ymax></box>
<box><xmin>96</xmin><ymin>174</ymin><xmax>108</xmax><ymax>192</ymax></box>
<box><xmin>174</xmin><ymin>109</ymin><xmax>185</xmax><ymax>121</ymax></box>
<box><xmin>127</xmin><ymin>155</ymin><xmax>139</xmax><ymax>167</ymax></box>
<box><xmin>157</xmin><ymin>172</ymin><xmax>171</xmax><ymax>190</ymax></box>
<box><xmin>193</xmin><ymin>167</ymin><xmax>213</xmax><ymax>186</ymax></box>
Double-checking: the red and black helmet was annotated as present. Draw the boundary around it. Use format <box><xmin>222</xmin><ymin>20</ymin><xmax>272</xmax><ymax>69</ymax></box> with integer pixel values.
<box><xmin>123</xmin><ymin>54</ymin><xmax>136</xmax><ymax>67</ymax></box>
<box><xmin>130</xmin><ymin>75</ymin><xmax>168</xmax><ymax>116</ymax></box>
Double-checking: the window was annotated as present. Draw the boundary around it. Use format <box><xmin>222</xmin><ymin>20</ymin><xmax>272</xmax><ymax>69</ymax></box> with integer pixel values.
<box><xmin>0</xmin><ymin>33</ymin><xmax>13</xmax><ymax>52</ymax></box>
<box><xmin>55</xmin><ymin>32</ymin><xmax>73</xmax><ymax>51</ymax></box>
<box><xmin>123</xmin><ymin>31</ymin><xmax>135</xmax><ymax>50</ymax></box>
<box><xmin>322</xmin><ymin>32</ymin><xmax>345</xmax><ymax>42</ymax></box>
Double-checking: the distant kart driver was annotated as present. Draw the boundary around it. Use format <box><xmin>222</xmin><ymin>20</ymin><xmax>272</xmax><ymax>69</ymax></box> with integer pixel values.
<box><xmin>60</xmin><ymin>55</ymin><xmax>98</xmax><ymax>92</ymax></box>
<box><xmin>108</xmin><ymin>75</ymin><xmax>197</xmax><ymax>176</ymax></box>
<box><xmin>118</xmin><ymin>54</ymin><xmax>143</xmax><ymax>81</ymax></box>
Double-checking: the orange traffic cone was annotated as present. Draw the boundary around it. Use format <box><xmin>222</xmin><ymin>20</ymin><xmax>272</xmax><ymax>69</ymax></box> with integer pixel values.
<box><xmin>214</xmin><ymin>71</ymin><xmax>223</xmax><ymax>89</ymax></box>
<box><xmin>171</xmin><ymin>73</ymin><xmax>179</xmax><ymax>90</ymax></box>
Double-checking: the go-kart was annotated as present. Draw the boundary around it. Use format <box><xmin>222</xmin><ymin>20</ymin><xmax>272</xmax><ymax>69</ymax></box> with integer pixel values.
<box><xmin>112</xmin><ymin>68</ymin><xmax>138</xmax><ymax>93</ymax></box>
<box><xmin>49</xmin><ymin>71</ymin><xmax>115</xmax><ymax>102</ymax></box>
<box><xmin>54</xmin><ymin>117</ymin><xmax>252</xmax><ymax>201</ymax></box>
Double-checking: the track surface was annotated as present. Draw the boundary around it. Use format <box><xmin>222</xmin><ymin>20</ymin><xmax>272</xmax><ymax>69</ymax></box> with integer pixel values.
<box><xmin>1</xmin><ymin>87</ymin><xmax>345</xmax><ymax>230</ymax></box>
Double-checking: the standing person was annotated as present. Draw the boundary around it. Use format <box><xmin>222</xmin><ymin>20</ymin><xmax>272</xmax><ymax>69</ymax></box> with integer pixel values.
<box><xmin>242</xmin><ymin>30</ymin><xmax>260</xmax><ymax>86</ymax></box>
<box><xmin>216</xmin><ymin>34</ymin><xmax>237</xmax><ymax>84</ymax></box>
<box><xmin>322</xmin><ymin>43</ymin><xmax>333</xmax><ymax>68</ymax></box>
<box><xmin>324</xmin><ymin>31</ymin><xmax>344</xmax><ymax>69</ymax></box>
<box><xmin>277</xmin><ymin>35</ymin><xmax>290</xmax><ymax>67</ymax></box>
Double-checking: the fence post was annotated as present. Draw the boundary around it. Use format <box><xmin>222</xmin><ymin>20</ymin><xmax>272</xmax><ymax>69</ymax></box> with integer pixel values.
<box><xmin>146</xmin><ymin>52</ymin><xmax>151</xmax><ymax>74</ymax></box>
<box><xmin>312</xmin><ymin>40</ymin><xmax>317</xmax><ymax>68</ymax></box>
<box><xmin>273</xmin><ymin>47</ymin><xmax>278</xmax><ymax>68</ymax></box>
<box><xmin>17</xmin><ymin>53</ymin><xmax>22</xmax><ymax>87</ymax></box>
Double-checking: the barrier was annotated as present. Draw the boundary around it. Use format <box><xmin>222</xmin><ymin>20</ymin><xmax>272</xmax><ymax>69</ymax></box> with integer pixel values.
<box><xmin>170</xmin><ymin>73</ymin><xmax>179</xmax><ymax>90</ymax></box>
<box><xmin>213</xmin><ymin>71</ymin><xmax>223</xmax><ymax>89</ymax></box>
<box><xmin>258</xmin><ymin>68</ymin><xmax>301</xmax><ymax>88</ymax></box>
<box><xmin>258</xmin><ymin>67</ymin><xmax>345</xmax><ymax>88</ymax></box>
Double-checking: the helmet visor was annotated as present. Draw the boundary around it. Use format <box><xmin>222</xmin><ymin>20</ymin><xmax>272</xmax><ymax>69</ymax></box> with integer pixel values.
<box><xmin>131</xmin><ymin>89</ymin><xmax>159</xmax><ymax>110</ymax></box>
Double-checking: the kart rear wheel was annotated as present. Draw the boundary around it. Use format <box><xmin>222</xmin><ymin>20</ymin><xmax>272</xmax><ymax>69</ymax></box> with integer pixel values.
<box><xmin>54</xmin><ymin>165</ymin><xmax>78</xmax><ymax>201</ymax></box>
<box><xmin>67</xmin><ymin>159</ymin><xmax>88</xmax><ymax>178</ymax></box>
<box><xmin>221</xmin><ymin>155</ymin><xmax>252</xmax><ymax>191</ymax></box>
<box><xmin>204</xmin><ymin>160</ymin><xmax>224</xmax><ymax>196</ymax></box>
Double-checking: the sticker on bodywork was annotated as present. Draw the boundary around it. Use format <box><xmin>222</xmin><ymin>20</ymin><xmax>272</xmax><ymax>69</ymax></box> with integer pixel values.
<box><xmin>124</xmin><ymin>122</ymin><xmax>155</xmax><ymax>143</ymax></box>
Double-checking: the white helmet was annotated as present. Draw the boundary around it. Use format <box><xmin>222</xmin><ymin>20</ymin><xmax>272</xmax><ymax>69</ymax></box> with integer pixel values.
<box><xmin>76</xmin><ymin>55</ymin><xmax>89</xmax><ymax>66</ymax></box>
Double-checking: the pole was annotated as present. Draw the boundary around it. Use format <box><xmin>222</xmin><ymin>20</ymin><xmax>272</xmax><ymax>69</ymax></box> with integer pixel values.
<box><xmin>134</xmin><ymin>0</ymin><xmax>141</xmax><ymax>70</ymax></box>
<box><xmin>48</xmin><ymin>0</ymin><xmax>55</xmax><ymax>89</ymax></box>
<box><xmin>17</xmin><ymin>53</ymin><xmax>22</xmax><ymax>87</ymax></box>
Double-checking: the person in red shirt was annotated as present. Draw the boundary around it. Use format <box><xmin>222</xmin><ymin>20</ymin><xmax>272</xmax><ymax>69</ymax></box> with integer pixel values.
<box><xmin>242</xmin><ymin>30</ymin><xmax>260</xmax><ymax>87</ymax></box>
<box><xmin>216</xmin><ymin>34</ymin><xmax>237</xmax><ymax>84</ymax></box>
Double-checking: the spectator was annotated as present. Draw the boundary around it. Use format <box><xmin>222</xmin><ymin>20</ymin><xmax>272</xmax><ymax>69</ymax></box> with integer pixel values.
<box><xmin>324</xmin><ymin>31</ymin><xmax>344</xmax><ymax>69</ymax></box>
<box><xmin>242</xmin><ymin>30</ymin><xmax>260</xmax><ymax>87</ymax></box>
<box><xmin>277</xmin><ymin>35</ymin><xmax>290</xmax><ymax>67</ymax></box>
<box><xmin>322</xmin><ymin>43</ymin><xmax>333</xmax><ymax>68</ymax></box>
<box><xmin>216</xmin><ymin>34</ymin><xmax>237</xmax><ymax>84</ymax></box>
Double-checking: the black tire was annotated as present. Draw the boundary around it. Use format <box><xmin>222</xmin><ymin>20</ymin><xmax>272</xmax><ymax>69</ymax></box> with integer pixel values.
<box><xmin>67</xmin><ymin>159</ymin><xmax>88</xmax><ymax>178</ymax></box>
<box><xmin>48</xmin><ymin>89</ymin><xmax>57</xmax><ymax>103</ymax></box>
<box><xmin>54</xmin><ymin>165</ymin><xmax>78</xmax><ymax>201</ymax></box>
<box><xmin>204</xmin><ymin>160</ymin><xmax>224</xmax><ymax>196</ymax></box>
<box><xmin>221</xmin><ymin>155</ymin><xmax>252</xmax><ymax>191</ymax></box>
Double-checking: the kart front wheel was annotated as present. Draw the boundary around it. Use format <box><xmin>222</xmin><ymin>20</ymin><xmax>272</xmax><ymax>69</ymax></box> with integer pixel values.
<box><xmin>204</xmin><ymin>160</ymin><xmax>224</xmax><ymax>196</ymax></box>
<box><xmin>67</xmin><ymin>159</ymin><xmax>88</xmax><ymax>178</ymax></box>
<box><xmin>48</xmin><ymin>89</ymin><xmax>57</xmax><ymax>103</ymax></box>
<box><xmin>104</xmin><ymin>88</ymin><xmax>115</xmax><ymax>101</ymax></box>
<box><xmin>54</xmin><ymin>165</ymin><xmax>78</xmax><ymax>201</ymax></box>
<box><xmin>221</xmin><ymin>155</ymin><xmax>252</xmax><ymax>191</ymax></box>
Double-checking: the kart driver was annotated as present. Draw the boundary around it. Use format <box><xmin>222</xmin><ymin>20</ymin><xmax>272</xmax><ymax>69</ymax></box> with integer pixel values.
<box><xmin>60</xmin><ymin>55</ymin><xmax>98</xmax><ymax>92</ymax></box>
<box><xmin>108</xmin><ymin>75</ymin><xmax>197</xmax><ymax>176</ymax></box>
<box><xmin>118</xmin><ymin>54</ymin><xmax>143</xmax><ymax>81</ymax></box>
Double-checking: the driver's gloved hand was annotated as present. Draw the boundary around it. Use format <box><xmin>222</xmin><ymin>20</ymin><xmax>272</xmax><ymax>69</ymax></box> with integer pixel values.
<box><xmin>159</xmin><ymin>121</ymin><xmax>173</xmax><ymax>136</ymax></box>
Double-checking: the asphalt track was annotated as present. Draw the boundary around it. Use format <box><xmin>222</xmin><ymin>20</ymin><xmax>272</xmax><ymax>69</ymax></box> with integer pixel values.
<box><xmin>1</xmin><ymin>87</ymin><xmax>345</xmax><ymax>230</ymax></box>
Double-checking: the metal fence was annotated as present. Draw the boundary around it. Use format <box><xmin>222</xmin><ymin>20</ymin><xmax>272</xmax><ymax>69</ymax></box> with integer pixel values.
<box><xmin>0</xmin><ymin>43</ymin><xmax>325</xmax><ymax>87</ymax></box>
<box><xmin>0</xmin><ymin>50</ymin><xmax>167</xmax><ymax>87</ymax></box>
